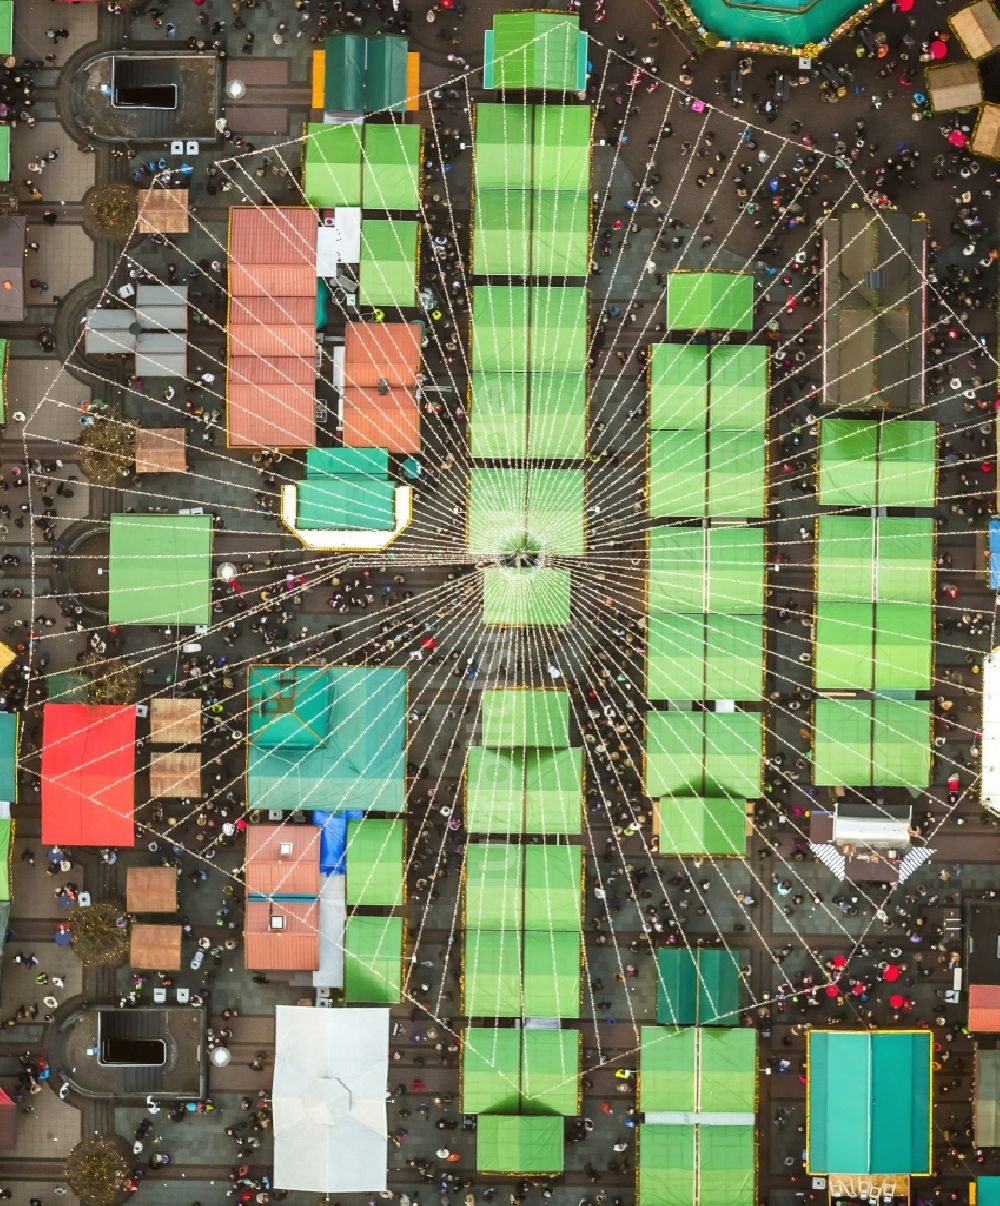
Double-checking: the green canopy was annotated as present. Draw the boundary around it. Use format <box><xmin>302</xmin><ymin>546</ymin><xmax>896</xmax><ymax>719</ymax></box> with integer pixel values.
<box><xmin>362</xmin><ymin>123</ymin><xmax>421</xmax><ymax>209</ymax></box>
<box><xmin>463</xmin><ymin>1027</ymin><xmax>521</xmax><ymax>1114</ymax></box>
<box><xmin>0</xmin><ymin>817</ymin><xmax>9</xmax><ymax>900</ymax></box>
<box><xmin>304</xmin><ymin>122</ymin><xmax>362</xmax><ymax>207</ymax></box>
<box><xmin>645</xmin><ymin>711</ymin><xmax>762</xmax><ymax>800</ymax></box>
<box><xmin>108</xmin><ymin>514</ymin><xmax>212</xmax><ymax>626</ymax></box>
<box><xmin>816</xmin><ymin>516</ymin><xmax>875</xmax><ymax>601</ymax></box>
<box><xmin>475</xmin><ymin>104</ymin><xmax>533</xmax><ymax>190</ymax></box>
<box><xmin>525</xmin><ymin>747</ymin><xmax>582</xmax><ymax>834</ymax></box>
<box><xmin>813</xmin><ymin>699</ymin><xmax>931</xmax><ymax>787</ymax></box>
<box><xmin>876</xmin><ymin>517</ymin><xmax>934</xmax><ymax>603</ymax></box>
<box><xmin>472</xmin><ymin>286</ymin><xmax>530</xmax><ymax>373</ymax></box>
<box><xmin>521</xmin><ymin>1029</ymin><xmax>579</xmax><ymax>1115</ymax></box>
<box><xmin>709</xmin><ymin>344</ymin><xmax>767</xmax><ymax>428</ymax></box>
<box><xmin>533</xmin><ymin>105</ymin><xmax>591</xmax><ymax>192</ymax></box>
<box><xmin>650</xmin><ymin>430</ymin><xmax>707</xmax><ymax>518</ymax></box>
<box><xmin>343</xmin><ymin>915</ymin><xmax>402</xmax><ymax>1003</ymax></box>
<box><xmin>656</xmin><ymin>948</ymin><xmax>746</xmax><ymax>1026</ymax></box>
<box><xmin>522</xmin><ymin>928</ymin><xmax>580</xmax><ymax>1017</ymax></box>
<box><xmin>481</xmin><ymin>688</ymin><xmax>570</xmax><ymax>748</ymax></box>
<box><xmin>876</xmin><ymin>420</ymin><xmax>936</xmax><ymax>506</ymax></box>
<box><xmin>530</xmin><ymin>286</ymin><xmax>587</xmax><ymax>375</ymax></box>
<box><xmin>640</xmin><ymin>1026</ymin><xmax>697</xmax><ymax>1110</ymax></box>
<box><xmin>532</xmin><ymin>189</ymin><xmax>589</xmax><ymax>277</ymax></box>
<box><xmin>466</xmin><ymin>747</ymin><xmax>524</xmax><ymax>834</ymax></box>
<box><xmin>468</xmin><ymin>468</ymin><xmax>585</xmax><ymax>557</ymax></box>
<box><xmin>0</xmin><ymin>127</ymin><xmax>10</xmax><ymax>184</ymax></box>
<box><xmin>466</xmin><ymin>844</ymin><xmax>523</xmax><ymax>931</ymax></box>
<box><xmin>474</xmin><ymin>189</ymin><xmax>532</xmax><ymax>275</ymax></box>
<box><xmin>359</xmin><ymin>219</ymin><xmax>417</xmax><ymax>307</ymax></box>
<box><xmin>815</xmin><ymin>602</ymin><xmax>875</xmax><ymax>690</ymax></box>
<box><xmin>707</xmin><ymin>431</ymin><xmax>765</xmax><ymax>519</ymax></box>
<box><xmin>648</xmin><ymin>613</ymin><xmax>703</xmax><ymax>700</ymax></box>
<box><xmin>704</xmin><ymin>614</ymin><xmax>764</xmax><ymax>700</ymax></box>
<box><xmin>666</xmin><ymin>273</ymin><xmax>754</xmax><ymax>333</ymax></box>
<box><xmin>465</xmin><ymin>746</ymin><xmax>582</xmax><ymax>834</ymax></box>
<box><xmin>486</xmin><ymin>12</ymin><xmax>582</xmax><ymax>91</ymax></box>
<box><xmin>527</xmin><ymin>373</ymin><xmax>587</xmax><ymax>458</ymax></box>
<box><xmin>807</xmin><ymin>1030</ymin><xmax>931</xmax><ymax>1175</ymax></box>
<box><xmin>483</xmin><ymin>568</ymin><xmax>571</xmax><ymax>627</ymax></box>
<box><xmin>464</xmin><ymin>927</ymin><xmax>522</xmax><ymax>1017</ymax></box>
<box><xmin>345</xmin><ymin>818</ymin><xmax>403</xmax><ymax>907</ymax></box>
<box><xmin>0</xmin><ymin>6</ymin><xmax>9</xmax><ymax>60</ymax></box>
<box><xmin>0</xmin><ymin>711</ymin><xmax>16</xmax><ymax>803</ymax></box>
<box><xmin>296</xmin><ymin>477</ymin><xmax>396</xmax><ymax>530</ymax></box>
<box><xmin>470</xmin><ymin>373</ymin><xmax>528</xmax><ymax>458</ymax></box>
<box><xmin>477</xmin><ymin>1114</ymin><xmax>564</xmax><ymax>1173</ymax></box>
<box><xmin>364</xmin><ymin>35</ymin><xmax>409</xmax><ymax>113</ymax></box>
<box><xmin>648</xmin><ymin>527</ymin><xmax>764</xmax><ymax>614</ymax></box>
<box><xmin>874</xmin><ymin>603</ymin><xmax>932</xmax><ymax>690</ymax></box>
<box><xmin>649</xmin><ymin>345</ymin><xmax>707</xmax><ymax>430</ymax></box>
<box><xmin>325</xmin><ymin>33</ymin><xmax>366</xmax><ymax>111</ymax></box>
<box><xmin>819</xmin><ymin>420</ymin><xmax>936</xmax><ymax>508</ymax></box>
<box><xmin>524</xmin><ymin>845</ymin><xmax>581</xmax><ymax>930</ymax></box>
<box><xmin>656</xmin><ymin>795</ymin><xmax>747</xmax><ymax>857</ymax></box>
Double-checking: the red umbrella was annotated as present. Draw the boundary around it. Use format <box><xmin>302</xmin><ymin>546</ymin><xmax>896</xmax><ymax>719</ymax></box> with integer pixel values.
<box><xmin>825</xmin><ymin>984</ymin><xmax>840</xmax><ymax>998</ymax></box>
<box><xmin>930</xmin><ymin>39</ymin><xmax>948</xmax><ymax>58</ymax></box>
<box><xmin>889</xmin><ymin>993</ymin><xmax>906</xmax><ymax>1009</ymax></box>
<box><xmin>851</xmin><ymin>982</ymin><xmax>866</xmax><ymax>996</ymax></box>
<box><xmin>832</xmin><ymin>954</ymin><xmax>848</xmax><ymax>968</ymax></box>
<box><xmin>882</xmin><ymin>963</ymin><xmax>900</xmax><ymax>982</ymax></box>
<box><xmin>897</xmin><ymin>0</ymin><xmax>914</xmax><ymax>10</ymax></box>
<box><xmin>949</xmin><ymin>128</ymin><xmax>968</xmax><ymax>148</ymax></box>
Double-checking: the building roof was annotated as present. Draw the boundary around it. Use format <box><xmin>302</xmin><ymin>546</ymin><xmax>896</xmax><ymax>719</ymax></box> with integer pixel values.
<box><xmin>806</xmin><ymin>1030</ymin><xmax>931</xmax><ymax>1175</ymax></box>
<box><xmin>246</xmin><ymin>824</ymin><xmax>321</xmax><ymax>898</ymax></box>
<box><xmin>126</xmin><ymin>866</ymin><xmax>179</xmax><ymax>913</ymax></box>
<box><xmin>342</xmin><ymin>321</ymin><xmax>421</xmax><ymax>451</ymax></box>
<box><xmin>149</xmin><ymin>750</ymin><xmax>201</xmax><ymax>798</ymax></box>
<box><xmin>227</xmin><ymin>207</ymin><xmax>317</xmax><ymax>448</ymax></box>
<box><xmin>135</xmin><ymin>428</ymin><xmax>188</xmax><ymax>475</ymax></box>
<box><xmin>273</xmin><ymin>1005</ymin><xmax>390</xmax><ymax>1193</ymax></box>
<box><xmin>244</xmin><ymin>899</ymin><xmax>319</xmax><ymax>971</ymax></box>
<box><xmin>149</xmin><ymin>698</ymin><xmax>202</xmax><ymax>745</ymax></box>
<box><xmin>130</xmin><ymin>923</ymin><xmax>183</xmax><ymax>970</ymax></box>
<box><xmin>138</xmin><ymin>187</ymin><xmax>190</xmax><ymax>235</ymax></box>
<box><xmin>108</xmin><ymin>514</ymin><xmax>213</xmax><ymax>627</ymax></box>
<box><xmin>41</xmin><ymin>704</ymin><xmax>135</xmax><ymax>847</ymax></box>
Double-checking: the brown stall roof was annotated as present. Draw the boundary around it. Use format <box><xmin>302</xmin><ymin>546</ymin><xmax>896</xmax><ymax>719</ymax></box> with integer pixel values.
<box><xmin>244</xmin><ymin>899</ymin><xmax>319</xmax><ymax>971</ymax></box>
<box><xmin>973</xmin><ymin>102</ymin><xmax>1000</xmax><ymax>156</ymax></box>
<box><xmin>127</xmin><ymin>865</ymin><xmax>179</xmax><ymax>913</ymax></box>
<box><xmin>343</xmin><ymin>387</ymin><xmax>420</xmax><ymax>452</ymax></box>
<box><xmin>138</xmin><ymin>187</ymin><xmax>190</xmax><ymax>235</ymax></box>
<box><xmin>149</xmin><ymin>698</ymin><xmax>202</xmax><ymax>745</ymax></box>
<box><xmin>344</xmin><ymin>321</ymin><xmax>422</xmax><ymax>387</ymax></box>
<box><xmin>227</xmin><ymin>207</ymin><xmax>317</xmax><ymax>449</ymax></box>
<box><xmin>246</xmin><ymin>824</ymin><xmax>321</xmax><ymax>898</ymax></box>
<box><xmin>149</xmin><ymin>750</ymin><xmax>202</xmax><ymax>799</ymax></box>
<box><xmin>342</xmin><ymin>320</ymin><xmax>422</xmax><ymax>452</ymax></box>
<box><xmin>950</xmin><ymin>0</ymin><xmax>1000</xmax><ymax>58</ymax></box>
<box><xmin>927</xmin><ymin>60</ymin><xmax>983</xmax><ymax>111</ymax></box>
<box><xmin>130</xmin><ymin>923</ymin><xmax>183</xmax><ymax>970</ymax></box>
<box><xmin>135</xmin><ymin>428</ymin><xmax>188</xmax><ymax>474</ymax></box>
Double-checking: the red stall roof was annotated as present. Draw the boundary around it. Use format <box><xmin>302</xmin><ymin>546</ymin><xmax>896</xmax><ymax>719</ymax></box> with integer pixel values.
<box><xmin>41</xmin><ymin>704</ymin><xmax>136</xmax><ymax>847</ymax></box>
<box><xmin>342</xmin><ymin>320</ymin><xmax>422</xmax><ymax>453</ymax></box>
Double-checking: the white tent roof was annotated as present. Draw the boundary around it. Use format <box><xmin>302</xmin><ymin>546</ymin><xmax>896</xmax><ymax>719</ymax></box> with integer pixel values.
<box><xmin>272</xmin><ymin>1004</ymin><xmax>389</xmax><ymax>1194</ymax></box>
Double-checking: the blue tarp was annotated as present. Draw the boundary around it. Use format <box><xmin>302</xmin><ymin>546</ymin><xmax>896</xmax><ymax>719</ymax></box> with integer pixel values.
<box><xmin>990</xmin><ymin>518</ymin><xmax>1000</xmax><ymax>590</ymax></box>
<box><xmin>314</xmin><ymin>810</ymin><xmax>361</xmax><ymax>875</ymax></box>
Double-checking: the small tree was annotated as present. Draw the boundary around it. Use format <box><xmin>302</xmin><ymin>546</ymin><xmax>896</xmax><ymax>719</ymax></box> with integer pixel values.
<box><xmin>65</xmin><ymin>1138</ymin><xmax>129</xmax><ymax>1205</ymax></box>
<box><xmin>86</xmin><ymin>182</ymin><xmax>139</xmax><ymax>237</ymax></box>
<box><xmin>82</xmin><ymin>653</ymin><xmax>140</xmax><ymax>706</ymax></box>
<box><xmin>79</xmin><ymin>416</ymin><xmax>136</xmax><ymax>486</ymax></box>
<box><xmin>68</xmin><ymin>900</ymin><xmax>130</xmax><ymax>967</ymax></box>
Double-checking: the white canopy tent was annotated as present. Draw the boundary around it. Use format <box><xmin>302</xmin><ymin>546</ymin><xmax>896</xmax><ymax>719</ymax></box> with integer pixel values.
<box><xmin>272</xmin><ymin>1005</ymin><xmax>389</xmax><ymax>1193</ymax></box>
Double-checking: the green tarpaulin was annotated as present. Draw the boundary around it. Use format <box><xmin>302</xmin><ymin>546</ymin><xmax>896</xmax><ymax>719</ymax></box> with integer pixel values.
<box><xmin>709</xmin><ymin>344</ymin><xmax>767</xmax><ymax>428</ymax></box>
<box><xmin>364</xmin><ymin>35</ymin><xmax>409</xmax><ymax>113</ymax></box>
<box><xmin>472</xmin><ymin>286</ymin><xmax>530</xmax><ymax>373</ymax></box>
<box><xmin>532</xmin><ymin>189</ymin><xmax>589</xmax><ymax>277</ymax></box>
<box><xmin>0</xmin><ymin>5</ymin><xmax>11</xmax><ymax>59</ymax></box>
<box><xmin>475</xmin><ymin>105</ymin><xmax>533</xmax><ymax>190</ymax></box>
<box><xmin>463</xmin><ymin>1027</ymin><xmax>521</xmax><ymax>1114</ymax></box>
<box><xmin>813</xmin><ymin>699</ymin><xmax>931</xmax><ymax>787</ymax></box>
<box><xmin>530</xmin><ymin>287</ymin><xmax>588</xmax><ymax>374</ymax></box>
<box><xmin>466</xmin><ymin>747</ymin><xmax>582</xmax><ymax>834</ymax></box>
<box><xmin>470</xmin><ymin>373</ymin><xmax>528</xmax><ymax>458</ymax></box>
<box><xmin>325</xmin><ymin>34</ymin><xmax>366</xmax><ymax>112</ymax></box>
<box><xmin>247</xmin><ymin>665</ymin><xmax>406</xmax><ymax>812</ymax></box>
<box><xmin>108</xmin><ymin>514</ymin><xmax>212</xmax><ymax>626</ymax></box>
<box><xmin>523</xmin><ymin>929</ymin><xmax>579</xmax><ymax>1017</ymax></box>
<box><xmin>525</xmin><ymin>748</ymin><xmax>582</xmax><ymax>833</ymax></box>
<box><xmin>639</xmin><ymin>1125</ymin><xmax>695</xmax><ymax>1206</ymax></box>
<box><xmin>343</xmin><ymin>914</ymin><xmax>402</xmax><ymax>1003</ymax></box>
<box><xmin>647</xmin><ymin>612</ymin><xmax>766</xmax><ymax>701</ymax></box>
<box><xmin>474</xmin><ymin>190</ymin><xmax>532</xmax><ymax>275</ymax></box>
<box><xmin>464</xmin><ymin>927</ymin><xmax>522</xmax><ymax>1016</ymax></box>
<box><xmin>477</xmin><ymin>1114</ymin><xmax>564</xmax><ymax>1173</ymax></box>
<box><xmin>524</xmin><ymin>845</ymin><xmax>581</xmax><ymax>930</ymax></box>
<box><xmin>656</xmin><ymin>949</ymin><xmax>746</xmax><ymax>1026</ymax></box>
<box><xmin>650</xmin><ymin>344</ymin><xmax>707</xmax><ymax>430</ymax></box>
<box><xmin>346</xmin><ymin>818</ymin><xmax>404</xmax><ymax>907</ymax></box>
<box><xmin>481</xmin><ymin>689</ymin><xmax>570</xmax><ymax>748</ymax></box>
<box><xmin>528</xmin><ymin>373</ymin><xmax>587</xmax><ymax>458</ymax></box>
<box><xmin>0</xmin><ymin>712</ymin><xmax>16</xmax><ymax>803</ymax></box>
<box><xmin>650</xmin><ymin>430</ymin><xmax>707</xmax><ymax>517</ymax></box>
<box><xmin>648</xmin><ymin>527</ymin><xmax>764</xmax><ymax>614</ymax></box>
<box><xmin>646</xmin><ymin>711</ymin><xmax>762</xmax><ymax>800</ymax></box>
<box><xmin>362</xmin><ymin>123</ymin><xmax>421</xmax><ymax>209</ymax></box>
<box><xmin>466</xmin><ymin>844</ymin><xmax>523</xmax><ymax>931</ymax></box>
<box><xmin>818</xmin><ymin>419</ymin><xmax>936</xmax><ymax>508</ymax></box>
<box><xmin>0</xmin><ymin>127</ymin><xmax>10</xmax><ymax>184</ymax></box>
<box><xmin>296</xmin><ymin>477</ymin><xmax>396</xmax><ymax>530</ymax></box>
<box><xmin>487</xmin><ymin>12</ymin><xmax>581</xmax><ymax>91</ymax></box>
<box><xmin>304</xmin><ymin>123</ymin><xmax>362</xmax><ymax>207</ymax></box>
<box><xmin>468</xmin><ymin>469</ymin><xmax>585</xmax><ymax>557</ymax></box>
<box><xmin>466</xmin><ymin>747</ymin><xmax>523</xmax><ymax>834</ymax></box>
<box><xmin>483</xmin><ymin>568</ymin><xmax>571</xmax><ymax>627</ymax></box>
<box><xmin>656</xmin><ymin>795</ymin><xmax>747</xmax><ymax>857</ymax></box>
<box><xmin>533</xmin><ymin>105</ymin><xmax>591</xmax><ymax>191</ymax></box>
<box><xmin>640</xmin><ymin>1026</ymin><xmax>697</xmax><ymax>1111</ymax></box>
<box><xmin>707</xmin><ymin>431</ymin><xmax>765</xmax><ymax>518</ymax></box>
<box><xmin>666</xmin><ymin>273</ymin><xmax>754</xmax><ymax>333</ymax></box>
<box><xmin>0</xmin><ymin>817</ymin><xmax>9</xmax><ymax>900</ymax></box>
<box><xmin>324</xmin><ymin>34</ymin><xmax>408</xmax><ymax>113</ymax></box>
<box><xmin>521</xmin><ymin>1029</ymin><xmax>579</xmax><ymax>1115</ymax></box>
<box><xmin>359</xmin><ymin>219</ymin><xmax>417</xmax><ymax>307</ymax></box>
<box><xmin>807</xmin><ymin>1030</ymin><xmax>931</xmax><ymax>1175</ymax></box>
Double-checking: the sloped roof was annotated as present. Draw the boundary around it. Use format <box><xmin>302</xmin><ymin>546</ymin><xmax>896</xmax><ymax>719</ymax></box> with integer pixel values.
<box><xmin>130</xmin><ymin>923</ymin><xmax>182</xmax><ymax>970</ymax></box>
<box><xmin>246</xmin><ymin>824</ymin><xmax>321</xmax><ymax>898</ymax></box>
<box><xmin>135</xmin><ymin>428</ymin><xmax>188</xmax><ymax>474</ymax></box>
<box><xmin>126</xmin><ymin>866</ymin><xmax>179</xmax><ymax>913</ymax></box>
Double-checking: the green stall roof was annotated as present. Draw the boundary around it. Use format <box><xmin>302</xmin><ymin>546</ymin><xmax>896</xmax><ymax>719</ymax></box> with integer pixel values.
<box><xmin>475</xmin><ymin>104</ymin><xmax>533</xmax><ymax>191</ymax></box>
<box><xmin>483</xmin><ymin>567</ymin><xmax>571</xmax><ymax>627</ymax></box>
<box><xmin>819</xmin><ymin>421</ymin><xmax>937</xmax><ymax>509</ymax></box>
<box><xmin>639</xmin><ymin>1124</ymin><xmax>694</xmax><ymax>1206</ymax></box>
<box><xmin>247</xmin><ymin>666</ymin><xmax>406</xmax><ymax>813</ymax></box>
<box><xmin>807</xmin><ymin>1030</ymin><xmax>931</xmax><ymax>1175</ymax></box>
<box><xmin>700</xmin><ymin>1028</ymin><xmax>756</xmax><ymax>1113</ymax></box>
<box><xmin>464</xmin><ymin>927</ymin><xmax>522</xmax><ymax>1017</ymax></box>
<box><xmin>640</xmin><ymin>1026</ymin><xmax>697</xmax><ymax>1112</ymax></box>
<box><xmin>462</xmin><ymin>1026</ymin><xmax>521</xmax><ymax>1114</ymax></box>
<box><xmin>648</xmin><ymin>527</ymin><xmax>764</xmax><ymax>614</ymax></box>
<box><xmin>474</xmin><ymin>189</ymin><xmax>532</xmax><ymax>276</ymax></box>
<box><xmin>704</xmin><ymin>613</ymin><xmax>764</xmax><ymax>700</ymax></box>
<box><xmin>815</xmin><ymin>602</ymin><xmax>874</xmax><ymax>691</ymax></box>
<box><xmin>525</xmin><ymin>748</ymin><xmax>582</xmax><ymax>833</ymax></box>
<box><xmin>817</xmin><ymin>516</ymin><xmax>875</xmax><ymax>601</ymax></box>
<box><xmin>650</xmin><ymin>344</ymin><xmax>708</xmax><ymax>430</ymax></box>
<box><xmin>818</xmin><ymin>419</ymin><xmax>879</xmax><ymax>507</ymax></box>
<box><xmin>877</xmin><ymin>517</ymin><xmax>934</xmax><ymax>604</ymax></box>
<box><xmin>0</xmin><ymin>712</ymin><xmax>16</xmax><ymax>803</ymax></box>
<box><xmin>487</xmin><ymin>12</ymin><xmax>581</xmax><ymax>92</ymax></box>
<box><xmin>296</xmin><ymin>476</ymin><xmax>396</xmax><ymax>530</ymax></box>
<box><xmin>530</xmin><ymin>286</ymin><xmax>588</xmax><ymax>375</ymax></box>
<box><xmin>362</xmin><ymin>122</ymin><xmax>421</xmax><ymax>209</ymax></box>
<box><xmin>656</xmin><ymin>948</ymin><xmax>746</xmax><ymax>1026</ymax></box>
<box><xmin>470</xmin><ymin>373</ymin><xmax>528</xmax><ymax>458</ymax></box>
<box><xmin>345</xmin><ymin>817</ymin><xmax>404</xmax><ymax>907</ymax></box>
<box><xmin>813</xmin><ymin>699</ymin><xmax>931</xmax><ymax>788</ymax></box>
<box><xmin>307</xmin><ymin>446</ymin><xmax>389</xmax><ymax>476</ymax></box>
<box><xmin>108</xmin><ymin>514</ymin><xmax>212</xmax><ymax>626</ymax></box>
<box><xmin>877</xmin><ymin>420</ymin><xmax>936</xmax><ymax>505</ymax></box>
<box><xmin>707</xmin><ymin>430</ymin><xmax>765</xmax><ymax>519</ymax></box>
<box><xmin>521</xmin><ymin>1029</ymin><xmax>579</xmax><ymax>1115</ymax></box>
<box><xmin>359</xmin><ymin>219</ymin><xmax>417</xmax><ymax>308</ymax></box>
<box><xmin>709</xmin><ymin>344</ymin><xmax>767</xmax><ymax>429</ymax></box>
<box><xmin>524</xmin><ymin>845</ymin><xmax>581</xmax><ymax>930</ymax></box>
<box><xmin>640</xmin><ymin>1026</ymin><xmax>755</xmax><ymax>1114</ymax></box>
<box><xmin>482</xmin><ymin>688</ymin><xmax>570</xmax><ymax>748</ymax></box>
<box><xmin>650</xmin><ymin>429</ymin><xmax>706</xmax><ymax>518</ymax></box>
<box><xmin>472</xmin><ymin>286</ymin><xmax>530</xmax><ymax>373</ymax></box>
<box><xmin>532</xmin><ymin>189</ymin><xmax>589</xmax><ymax>277</ymax></box>
<box><xmin>466</xmin><ymin>844</ymin><xmax>523</xmax><ymax>931</ymax></box>
<box><xmin>325</xmin><ymin>33</ymin><xmax>366</xmax><ymax>111</ymax></box>
<box><xmin>468</xmin><ymin>468</ymin><xmax>584</xmax><ymax>558</ymax></box>
<box><xmin>645</xmin><ymin>711</ymin><xmax>762</xmax><ymax>800</ymax></box>
<box><xmin>0</xmin><ymin>5</ymin><xmax>10</xmax><ymax>60</ymax></box>
<box><xmin>304</xmin><ymin>122</ymin><xmax>362</xmax><ymax>208</ymax></box>
<box><xmin>666</xmin><ymin>273</ymin><xmax>754</xmax><ymax>333</ymax></box>
<box><xmin>522</xmin><ymin>928</ymin><xmax>580</xmax><ymax>1017</ymax></box>
<box><xmin>699</xmin><ymin>1127</ymin><xmax>755</xmax><ymax>1206</ymax></box>
<box><xmin>477</xmin><ymin>1114</ymin><xmax>564</xmax><ymax>1174</ymax></box>
<box><xmin>466</xmin><ymin>747</ymin><xmax>523</xmax><ymax>834</ymax></box>
<box><xmin>657</xmin><ymin>795</ymin><xmax>747</xmax><ymax>857</ymax></box>
<box><xmin>980</xmin><ymin>1180</ymin><xmax>1000</xmax><ymax>1206</ymax></box>
<box><xmin>467</xmin><ymin>746</ymin><xmax>582</xmax><ymax>835</ymax></box>
<box><xmin>364</xmin><ymin>35</ymin><xmax>409</xmax><ymax>113</ymax></box>
<box><xmin>874</xmin><ymin>602</ymin><xmax>932</xmax><ymax>690</ymax></box>
<box><xmin>343</xmin><ymin>914</ymin><xmax>402</xmax><ymax>1003</ymax></box>
<box><xmin>527</xmin><ymin>372</ymin><xmax>587</xmax><ymax>459</ymax></box>
<box><xmin>0</xmin><ymin>126</ymin><xmax>10</xmax><ymax>184</ymax></box>
<box><xmin>533</xmin><ymin>105</ymin><xmax>591</xmax><ymax>192</ymax></box>
<box><xmin>0</xmin><ymin>817</ymin><xmax>9</xmax><ymax>900</ymax></box>
<box><xmin>648</xmin><ymin>613</ymin><xmax>704</xmax><ymax>700</ymax></box>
